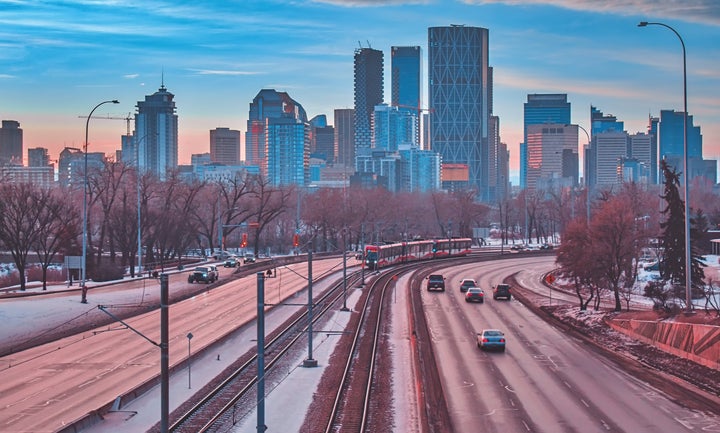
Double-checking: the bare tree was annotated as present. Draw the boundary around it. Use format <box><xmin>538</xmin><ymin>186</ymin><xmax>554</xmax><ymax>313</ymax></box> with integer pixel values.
<box><xmin>33</xmin><ymin>190</ymin><xmax>80</xmax><ymax>289</ymax></box>
<box><xmin>246</xmin><ymin>174</ymin><xmax>291</xmax><ymax>256</ymax></box>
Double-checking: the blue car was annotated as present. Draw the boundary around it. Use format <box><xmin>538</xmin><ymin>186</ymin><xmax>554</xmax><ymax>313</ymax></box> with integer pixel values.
<box><xmin>477</xmin><ymin>329</ymin><xmax>506</xmax><ymax>352</ymax></box>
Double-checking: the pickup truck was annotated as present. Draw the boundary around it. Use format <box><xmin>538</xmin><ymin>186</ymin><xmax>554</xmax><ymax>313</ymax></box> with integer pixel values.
<box><xmin>188</xmin><ymin>265</ymin><xmax>218</xmax><ymax>284</ymax></box>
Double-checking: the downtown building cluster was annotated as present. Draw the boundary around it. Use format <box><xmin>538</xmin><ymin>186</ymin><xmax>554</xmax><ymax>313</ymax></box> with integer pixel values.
<box><xmin>0</xmin><ymin>25</ymin><xmax>714</xmax><ymax>200</ymax></box>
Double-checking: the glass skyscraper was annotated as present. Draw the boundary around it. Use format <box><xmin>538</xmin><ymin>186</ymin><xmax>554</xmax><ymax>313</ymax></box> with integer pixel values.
<box><xmin>428</xmin><ymin>25</ymin><xmax>490</xmax><ymax>196</ymax></box>
<box><xmin>521</xmin><ymin>94</ymin><xmax>571</xmax><ymax>188</ymax></box>
<box><xmin>391</xmin><ymin>46</ymin><xmax>422</xmax><ymax>148</ymax></box>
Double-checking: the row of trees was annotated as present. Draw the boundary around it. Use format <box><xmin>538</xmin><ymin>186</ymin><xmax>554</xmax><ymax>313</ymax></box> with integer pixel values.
<box><xmin>555</xmin><ymin>160</ymin><xmax>717</xmax><ymax>313</ymax></box>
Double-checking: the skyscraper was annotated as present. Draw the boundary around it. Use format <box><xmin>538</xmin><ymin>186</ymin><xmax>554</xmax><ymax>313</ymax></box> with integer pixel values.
<box><xmin>28</xmin><ymin>147</ymin><xmax>50</xmax><ymax>167</ymax></box>
<box><xmin>0</xmin><ymin>120</ymin><xmax>23</xmax><ymax>166</ymax></box>
<box><xmin>210</xmin><ymin>127</ymin><xmax>240</xmax><ymax>165</ymax></box>
<box><xmin>526</xmin><ymin>123</ymin><xmax>578</xmax><ymax>190</ymax></box>
<box><xmin>659</xmin><ymin>109</ymin><xmax>702</xmax><ymax>161</ymax></box>
<box><xmin>391</xmin><ymin>46</ymin><xmax>422</xmax><ymax>147</ymax></box>
<box><xmin>353</xmin><ymin>47</ymin><xmax>384</xmax><ymax>170</ymax></box>
<box><xmin>134</xmin><ymin>83</ymin><xmax>178</xmax><ymax>180</ymax></box>
<box><xmin>521</xmin><ymin>94</ymin><xmax>571</xmax><ymax>188</ymax></box>
<box><xmin>428</xmin><ymin>25</ymin><xmax>490</xmax><ymax>196</ymax></box>
<box><xmin>334</xmin><ymin>108</ymin><xmax>354</xmax><ymax>168</ymax></box>
<box><xmin>246</xmin><ymin>89</ymin><xmax>309</xmax><ymax>185</ymax></box>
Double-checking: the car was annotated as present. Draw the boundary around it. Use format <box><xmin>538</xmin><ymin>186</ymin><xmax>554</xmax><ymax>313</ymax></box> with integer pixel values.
<box><xmin>493</xmin><ymin>283</ymin><xmax>511</xmax><ymax>300</ymax></box>
<box><xmin>459</xmin><ymin>278</ymin><xmax>477</xmax><ymax>292</ymax></box>
<box><xmin>477</xmin><ymin>329</ymin><xmax>506</xmax><ymax>351</ymax></box>
<box><xmin>539</xmin><ymin>243</ymin><xmax>554</xmax><ymax>250</ymax></box>
<box><xmin>187</xmin><ymin>266</ymin><xmax>218</xmax><ymax>284</ymax></box>
<box><xmin>243</xmin><ymin>253</ymin><xmax>256</xmax><ymax>264</ymax></box>
<box><xmin>223</xmin><ymin>258</ymin><xmax>239</xmax><ymax>268</ymax></box>
<box><xmin>465</xmin><ymin>287</ymin><xmax>484</xmax><ymax>303</ymax></box>
<box><xmin>426</xmin><ymin>274</ymin><xmax>446</xmax><ymax>291</ymax></box>
<box><xmin>510</xmin><ymin>245</ymin><xmax>524</xmax><ymax>251</ymax></box>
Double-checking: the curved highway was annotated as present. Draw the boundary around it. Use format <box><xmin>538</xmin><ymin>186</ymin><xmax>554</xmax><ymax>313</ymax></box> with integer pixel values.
<box><xmin>422</xmin><ymin>255</ymin><xmax>719</xmax><ymax>433</ymax></box>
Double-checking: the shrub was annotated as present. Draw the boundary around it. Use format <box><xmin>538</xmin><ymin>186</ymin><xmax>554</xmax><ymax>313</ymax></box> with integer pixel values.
<box><xmin>90</xmin><ymin>263</ymin><xmax>125</xmax><ymax>282</ymax></box>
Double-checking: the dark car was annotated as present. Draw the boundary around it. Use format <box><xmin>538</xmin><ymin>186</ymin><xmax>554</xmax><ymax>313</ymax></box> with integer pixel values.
<box><xmin>188</xmin><ymin>266</ymin><xmax>218</xmax><ymax>284</ymax></box>
<box><xmin>540</xmin><ymin>243</ymin><xmax>554</xmax><ymax>250</ymax></box>
<box><xmin>224</xmin><ymin>258</ymin><xmax>239</xmax><ymax>268</ymax></box>
<box><xmin>477</xmin><ymin>329</ymin><xmax>506</xmax><ymax>351</ymax></box>
<box><xmin>493</xmin><ymin>283</ymin><xmax>511</xmax><ymax>300</ymax></box>
<box><xmin>427</xmin><ymin>274</ymin><xmax>445</xmax><ymax>291</ymax></box>
<box><xmin>243</xmin><ymin>253</ymin><xmax>256</xmax><ymax>264</ymax></box>
<box><xmin>465</xmin><ymin>287</ymin><xmax>485</xmax><ymax>303</ymax></box>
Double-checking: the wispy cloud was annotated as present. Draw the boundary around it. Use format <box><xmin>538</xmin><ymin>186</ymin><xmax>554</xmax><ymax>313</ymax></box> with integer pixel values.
<box><xmin>311</xmin><ymin>0</ymin><xmax>431</xmax><ymax>6</ymax></box>
<box><xmin>0</xmin><ymin>74</ymin><xmax>15</xmax><ymax>79</ymax></box>
<box><xmin>123</xmin><ymin>74</ymin><xmax>140</xmax><ymax>79</ymax></box>
<box><xmin>462</xmin><ymin>0</ymin><xmax>720</xmax><ymax>26</ymax></box>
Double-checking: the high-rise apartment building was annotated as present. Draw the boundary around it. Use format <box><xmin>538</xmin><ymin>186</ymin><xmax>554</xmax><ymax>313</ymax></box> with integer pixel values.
<box><xmin>429</xmin><ymin>25</ymin><xmax>490</xmax><ymax>197</ymax></box>
<box><xmin>0</xmin><ymin>120</ymin><xmax>23</xmax><ymax>166</ymax></box>
<box><xmin>309</xmin><ymin>115</ymin><xmax>335</xmax><ymax>163</ymax></box>
<box><xmin>521</xmin><ymin>94</ymin><xmax>571</xmax><ymax>188</ymax></box>
<box><xmin>58</xmin><ymin>147</ymin><xmax>103</xmax><ymax>188</ymax></box>
<box><xmin>210</xmin><ymin>127</ymin><xmax>241</xmax><ymax>165</ymax></box>
<box><xmin>334</xmin><ymin>109</ymin><xmax>354</xmax><ymax>168</ymax></box>
<box><xmin>134</xmin><ymin>83</ymin><xmax>178</xmax><ymax>180</ymax></box>
<box><xmin>353</xmin><ymin>47</ymin><xmax>384</xmax><ymax>170</ymax></box>
<box><xmin>246</xmin><ymin>89</ymin><xmax>309</xmax><ymax>185</ymax></box>
<box><xmin>373</xmin><ymin>104</ymin><xmax>417</xmax><ymax>152</ymax></box>
<box><xmin>592</xmin><ymin>131</ymin><xmax>629</xmax><ymax>188</ymax></box>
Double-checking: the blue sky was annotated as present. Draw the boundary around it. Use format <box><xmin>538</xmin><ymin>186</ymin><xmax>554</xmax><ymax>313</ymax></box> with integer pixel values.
<box><xmin>1</xmin><ymin>0</ymin><xmax>718</xmax><ymax>184</ymax></box>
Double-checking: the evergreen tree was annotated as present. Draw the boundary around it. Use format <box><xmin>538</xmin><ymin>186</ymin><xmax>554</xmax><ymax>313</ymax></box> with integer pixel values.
<box><xmin>659</xmin><ymin>159</ymin><xmax>706</xmax><ymax>302</ymax></box>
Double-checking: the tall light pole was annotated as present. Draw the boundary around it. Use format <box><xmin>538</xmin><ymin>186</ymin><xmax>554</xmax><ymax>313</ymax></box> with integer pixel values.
<box><xmin>135</xmin><ymin>132</ymin><xmax>153</xmax><ymax>278</ymax></box>
<box><xmin>638</xmin><ymin>21</ymin><xmax>692</xmax><ymax>312</ymax></box>
<box><xmin>81</xmin><ymin>99</ymin><xmax>119</xmax><ymax>303</ymax></box>
<box><xmin>576</xmin><ymin>124</ymin><xmax>591</xmax><ymax>224</ymax></box>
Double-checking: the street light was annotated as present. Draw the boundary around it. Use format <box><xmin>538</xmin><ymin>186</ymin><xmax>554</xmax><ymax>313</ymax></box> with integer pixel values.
<box><xmin>81</xmin><ymin>99</ymin><xmax>119</xmax><ymax>303</ymax></box>
<box><xmin>638</xmin><ymin>21</ymin><xmax>692</xmax><ymax>313</ymax></box>
<box><xmin>135</xmin><ymin>132</ymin><xmax>156</xmax><ymax>277</ymax></box>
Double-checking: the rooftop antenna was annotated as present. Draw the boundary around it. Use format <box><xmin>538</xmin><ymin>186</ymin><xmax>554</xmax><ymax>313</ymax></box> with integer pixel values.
<box><xmin>358</xmin><ymin>40</ymin><xmax>362</xmax><ymax>48</ymax></box>
<box><xmin>160</xmin><ymin>68</ymin><xmax>166</xmax><ymax>90</ymax></box>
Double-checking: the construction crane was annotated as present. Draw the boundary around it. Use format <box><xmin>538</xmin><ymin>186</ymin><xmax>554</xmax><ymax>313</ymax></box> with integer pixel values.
<box><xmin>77</xmin><ymin>112</ymin><xmax>133</xmax><ymax>136</ymax></box>
<box><xmin>391</xmin><ymin>104</ymin><xmax>434</xmax><ymax>114</ymax></box>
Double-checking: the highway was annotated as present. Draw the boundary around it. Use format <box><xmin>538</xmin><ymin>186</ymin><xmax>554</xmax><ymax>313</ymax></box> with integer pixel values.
<box><xmin>423</xmin><ymin>255</ymin><xmax>719</xmax><ymax>432</ymax></box>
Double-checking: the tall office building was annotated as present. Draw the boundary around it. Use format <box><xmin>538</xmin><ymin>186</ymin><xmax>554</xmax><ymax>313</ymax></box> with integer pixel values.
<box><xmin>593</xmin><ymin>131</ymin><xmax>629</xmax><ymax>188</ymax></box>
<box><xmin>210</xmin><ymin>127</ymin><xmax>241</xmax><ymax>165</ymax></box>
<box><xmin>521</xmin><ymin>94</ymin><xmax>571</xmax><ymax>188</ymax></box>
<box><xmin>334</xmin><ymin>109</ymin><xmax>355</xmax><ymax>168</ymax></box>
<box><xmin>246</xmin><ymin>89</ymin><xmax>309</xmax><ymax>185</ymax></box>
<box><xmin>526</xmin><ymin>123</ymin><xmax>578</xmax><ymax>190</ymax></box>
<box><xmin>373</xmin><ymin>104</ymin><xmax>417</xmax><ymax>152</ymax></box>
<box><xmin>0</xmin><ymin>120</ymin><xmax>23</xmax><ymax>166</ymax></box>
<box><xmin>58</xmin><ymin>147</ymin><xmax>104</xmax><ymax>188</ymax></box>
<box><xmin>353</xmin><ymin>47</ymin><xmax>384</xmax><ymax>170</ymax></box>
<box><xmin>659</xmin><ymin>109</ymin><xmax>702</xmax><ymax>161</ymax></box>
<box><xmin>391</xmin><ymin>46</ymin><xmax>422</xmax><ymax>147</ymax></box>
<box><xmin>309</xmin><ymin>115</ymin><xmax>335</xmax><ymax>163</ymax></box>
<box><xmin>134</xmin><ymin>83</ymin><xmax>178</xmax><ymax>180</ymax></box>
<box><xmin>429</xmin><ymin>25</ymin><xmax>490</xmax><ymax>196</ymax></box>
<box><xmin>648</xmin><ymin>115</ymin><xmax>659</xmax><ymax>184</ymax></box>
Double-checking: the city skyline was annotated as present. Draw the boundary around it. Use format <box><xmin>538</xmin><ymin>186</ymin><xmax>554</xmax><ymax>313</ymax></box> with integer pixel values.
<box><xmin>1</xmin><ymin>0</ymin><xmax>719</xmax><ymax>184</ymax></box>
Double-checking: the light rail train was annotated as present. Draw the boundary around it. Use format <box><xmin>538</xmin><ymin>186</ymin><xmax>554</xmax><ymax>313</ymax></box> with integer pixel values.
<box><xmin>364</xmin><ymin>238</ymin><xmax>473</xmax><ymax>270</ymax></box>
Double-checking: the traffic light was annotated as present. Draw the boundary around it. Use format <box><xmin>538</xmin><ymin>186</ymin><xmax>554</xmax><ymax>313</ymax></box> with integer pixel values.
<box><xmin>293</xmin><ymin>234</ymin><xmax>299</xmax><ymax>247</ymax></box>
<box><xmin>241</xmin><ymin>233</ymin><xmax>248</xmax><ymax>247</ymax></box>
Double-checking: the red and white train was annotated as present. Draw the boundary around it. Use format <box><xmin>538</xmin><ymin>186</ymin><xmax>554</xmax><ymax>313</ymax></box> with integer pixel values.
<box><xmin>363</xmin><ymin>238</ymin><xmax>473</xmax><ymax>270</ymax></box>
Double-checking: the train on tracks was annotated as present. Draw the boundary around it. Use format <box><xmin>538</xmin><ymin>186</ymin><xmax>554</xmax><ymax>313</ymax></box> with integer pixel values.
<box><xmin>364</xmin><ymin>238</ymin><xmax>473</xmax><ymax>270</ymax></box>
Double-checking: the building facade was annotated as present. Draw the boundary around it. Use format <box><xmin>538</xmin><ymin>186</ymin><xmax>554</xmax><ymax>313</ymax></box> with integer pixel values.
<box><xmin>0</xmin><ymin>120</ymin><xmax>23</xmax><ymax>166</ymax></box>
<box><xmin>521</xmin><ymin>94</ymin><xmax>571</xmax><ymax>189</ymax></box>
<box><xmin>526</xmin><ymin>123</ymin><xmax>578</xmax><ymax>190</ymax></box>
<box><xmin>334</xmin><ymin>108</ymin><xmax>355</xmax><ymax>169</ymax></box>
<box><xmin>210</xmin><ymin>127</ymin><xmax>241</xmax><ymax>165</ymax></box>
<box><xmin>28</xmin><ymin>147</ymin><xmax>50</xmax><ymax>167</ymax></box>
<box><xmin>134</xmin><ymin>84</ymin><xmax>178</xmax><ymax>180</ymax></box>
<box><xmin>353</xmin><ymin>47</ymin><xmax>384</xmax><ymax>171</ymax></box>
<box><xmin>428</xmin><ymin>25</ymin><xmax>490</xmax><ymax>197</ymax></box>
<box><xmin>391</xmin><ymin>46</ymin><xmax>422</xmax><ymax>147</ymax></box>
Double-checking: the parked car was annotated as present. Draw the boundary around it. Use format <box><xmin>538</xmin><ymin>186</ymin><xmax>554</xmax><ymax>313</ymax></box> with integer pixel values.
<box><xmin>465</xmin><ymin>287</ymin><xmax>485</xmax><ymax>303</ymax></box>
<box><xmin>477</xmin><ymin>329</ymin><xmax>506</xmax><ymax>351</ymax></box>
<box><xmin>426</xmin><ymin>274</ymin><xmax>446</xmax><ymax>291</ymax></box>
<box><xmin>493</xmin><ymin>283</ymin><xmax>511</xmax><ymax>300</ymax></box>
<box><xmin>188</xmin><ymin>266</ymin><xmax>218</xmax><ymax>284</ymax></box>
<box><xmin>224</xmin><ymin>258</ymin><xmax>239</xmax><ymax>268</ymax></box>
<box><xmin>539</xmin><ymin>243</ymin><xmax>554</xmax><ymax>250</ymax></box>
<box><xmin>459</xmin><ymin>278</ymin><xmax>477</xmax><ymax>292</ymax></box>
<box><xmin>243</xmin><ymin>253</ymin><xmax>256</xmax><ymax>264</ymax></box>
<box><xmin>510</xmin><ymin>245</ymin><xmax>524</xmax><ymax>251</ymax></box>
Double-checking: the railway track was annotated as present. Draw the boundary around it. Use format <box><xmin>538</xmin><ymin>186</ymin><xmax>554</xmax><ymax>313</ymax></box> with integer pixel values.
<box><xmin>164</xmin><ymin>270</ymin><xmax>363</xmax><ymax>433</ymax></box>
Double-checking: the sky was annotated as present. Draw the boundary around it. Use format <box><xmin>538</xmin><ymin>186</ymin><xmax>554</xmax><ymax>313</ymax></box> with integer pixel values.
<box><xmin>1</xmin><ymin>0</ymin><xmax>719</xmax><ymax>184</ymax></box>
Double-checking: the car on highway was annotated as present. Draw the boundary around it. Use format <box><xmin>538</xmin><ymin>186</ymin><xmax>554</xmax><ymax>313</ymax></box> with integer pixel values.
<box><xmin>493</xmin><ymin>283</ymin><xmax>511</xmax><ymax>300</ymax></box>
<box><xmin>243</xmin><ymin>253</ymin><xmax>256</xmax><ymax>264</ymax></box>
<box><xmin>477</xmin><ymin>329</ymin><xmax>506</xmax><ymax>351</ymax></box>
<box><xmin>223</xmin><ymin>258</ymin><xmax>239</xmax><ymax>268</ymax></box>
<box><xmin>459</xmin><ymin>278</ymin><xmax>477</xmax><ymax>292</ymax></box>
<box><xmin>465</xmin><ymin>287</ymin><xmax>485</xmax><ymax>303</ymax></box>
<box><xmin>188</xmin><ymin>266</ymin><xmax>218</xmax><ymax>284</ymax></box>
<box><xmin>426</xmin><ymin>274</ymin><xmax>446</xmax><ymax>291</ymax></box>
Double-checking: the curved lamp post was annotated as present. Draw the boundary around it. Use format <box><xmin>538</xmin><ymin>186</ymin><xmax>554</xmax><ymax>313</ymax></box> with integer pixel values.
<box><xmin>81</xmin><ymin>99</ymin><xmax>119</xmax><ymax>303</ymax></box>
<box><xmin>638</xmin><ymin>21</ymin><xmax>691</xmax><ymax>312</ymax></box>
